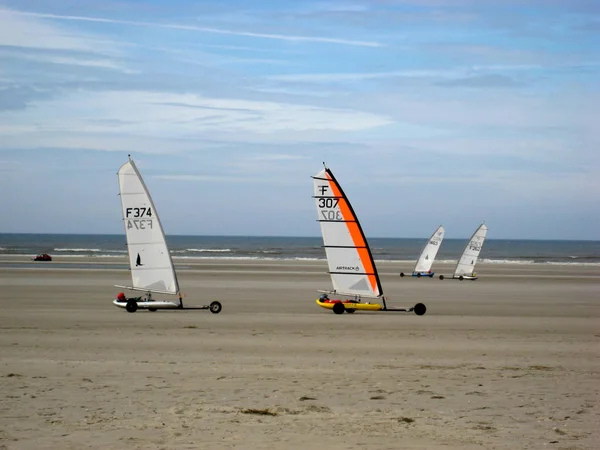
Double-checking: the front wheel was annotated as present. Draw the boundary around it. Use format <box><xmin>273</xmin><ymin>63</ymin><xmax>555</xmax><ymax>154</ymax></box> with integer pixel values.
<box><xmin>332</xmin><ymin>302</ymin><xmax>345</xmax><ymax>315</ymax></box>
<box><xmin>459</xmin><ymin>276</ymin><xmax>464</xmax><ymax>281</ymax></box>
<box><xmin>439</xmin><ymin>275</ymin><xmax>444</xmax><ymax>280</ymax></box>
<box><xmin>400</xmin><ymin>272</ymin><xmax>405</xmax><ymax>277</ymax></box>
<box><xmin>148</xmin><ymin>307</ymin><xmax>157</xmax><ymax>312</ymax></box>
<box><xmin>416</xmin><ymin>273</ymin><xmax>421</xmax><ymax>278</ymax></box>
<box><xmin>125</xmin><ymin>300</ymin><xmax>138</xmax><ymax>313</ymax></box>
<box><xmin>413</xmin><ymin>303</ymin><xmax>427</xmax><ymax>316</ymax></box>
<box><xmin>209</xmin><ymin>301</ymin><xmax>222</xmax><ymax>314</ymax></box>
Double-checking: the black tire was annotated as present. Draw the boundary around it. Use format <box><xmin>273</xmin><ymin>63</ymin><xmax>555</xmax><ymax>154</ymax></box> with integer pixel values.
<box><xmin>459</xmin><ymin>276</ymin><xmax>464</xmax><ymax>281</ymax></box>
<box><xmin>417</xmin><ymin>273</ymin><xmax>421</xmax><ymax>278</ymax></box>
<box><xmin>148</xmin><ymin>307</ymin><xmax>157</xmax><ymax>312</ymax></box>
<box><xmin>332</xmin><ymin>302</ymin><xmax>345</xmax><ymax>315</ymax></box>
<box><xmin>439</xmin><ymin>275</ymin><xmax>444</xmax><ymax>280</ymax></box>
<box><xmin>209</xmin><ymin>301</ymin><xmax>222</xmax><ymax>314</ymax></box>
<box><xmin>429</xmin><ymin>274</ymin><xmax>434</xmax><ymax>278</ymax></box>
<box><xmin>413</xmin><ymin>303</ymin><xmax>427</xmax><ymax>316</ymax></box>
<box><xmin>125</xmin><ymin>300</ymin><xmax>138</xmax><ymax>313</ymax></box>
<box><xmin>400</xmin><ymin>272</ymin><xmax>405</xmax><ymax>277</ymax></box>
<box><xmin>346</xmin><ymin>308</ymin><xmax>356</xmax><ymax>314</ymax></box>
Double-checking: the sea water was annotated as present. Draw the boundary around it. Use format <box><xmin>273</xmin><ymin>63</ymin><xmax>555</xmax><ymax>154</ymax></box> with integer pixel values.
<box><xmin>1</xmin><ymin>233</ymin><xmax>599</xmax><ymax>265</ymax></box>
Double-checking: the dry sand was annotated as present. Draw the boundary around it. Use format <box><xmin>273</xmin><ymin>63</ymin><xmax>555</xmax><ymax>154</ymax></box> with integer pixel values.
<box><xmin>1</xmin><ymin>257</ymin><xmax>599</xmax><ymax>449</ymax></box>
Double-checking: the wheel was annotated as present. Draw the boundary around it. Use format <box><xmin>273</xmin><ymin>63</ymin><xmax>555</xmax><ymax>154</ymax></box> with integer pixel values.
<box><xmin>429</xmin><ymin>274</ymin><xmax>434</xmax><ymax>278</ymax></box>
<box><xmin>332</xmin><ymin>302</ymin><xmax>345</xmax><ymax>315</ymax></box>
<box><xmin>148</xmin><ymin>308</ymin><xmax>157</xmax><ymax>312</ymax></box>
<box><xmin>413</xmin><ymin>303</ymin><xmax>427</xmax><ymax>316</ymax></box>
<box><xmin>400</xmin><ymin>272</ymin><xmax>405</xmax><ymax>277</ymax></box>
<box><xmin>439</xmin><ymin>275</ymin><xmax>444</xmax><ymax>280</ymax></box>
<box><xmin>125</xmin><ymin>300</ymin><xmax>138</xmax><ymax>313</ymax></box>
<box><xmin>417</xmin><ymin>273</ymin><xmax>421</xmax><ymax>278</ymax></box>
<box><xmin>459</xmin><ymin>276</ymin><xmax>464</xmax><ymax>281</ymax></box>
<box><xmin>346</xmin><ymin>309</ymin><xmax>356</xmax><ymax>314</ymax></box>
<box><xmin>209</xmin><ymin>301</ymin><xmax>222</xmax><ymax>314</ymax></box>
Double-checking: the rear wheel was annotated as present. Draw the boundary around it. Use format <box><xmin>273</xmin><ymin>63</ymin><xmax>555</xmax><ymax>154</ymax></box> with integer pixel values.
<box><xmin>148</xmin><ymin>307</ymin><xmax>157</xmax><ymax>312</ymax></box>
<box><xmin>417</xmin><ymin>273</ymin><xmax>421</xmax><ymax>278</ymax></box>
<box><xmin>459</xmin><ymin>276</ymin><xmax>464</xmax><ymax>281</ymax></box>
<box><xmin>346</xmin><ymin>308</ymin><xmax>356</xmax><ymax>314</ymax></box>
<box><xmin>209</xmin><ymin>301</ymin><xmax>222</xmax><ymax>314</ymax></box>
<box><xmin>332</xmin><ymin>302</ymin><xmax>345</xmax><ymax>315</ymax></box>
<box><xmin>125</xmin><ymin>300</ymin><xmax>138</xmax><ymax>313</ymax></box>
<box><xmin>400</xmin><ymin>272</ymin><xmax>405</xmax><ymax>277</ymax></box>
<box><xmin>413</xmin><ymin>303</ymin><xmax>427</xmax><ymax>316</ymax></box>
<box><xmin>429</xmin><ymin>274</ymin><xmax>434</xmax><ymax>278</ymax></box>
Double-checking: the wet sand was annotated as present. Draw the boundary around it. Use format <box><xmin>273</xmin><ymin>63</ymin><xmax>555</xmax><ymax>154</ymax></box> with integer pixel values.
<box><xmin>1</xmin><ymin>257</ymin><xmax>599</xmax><ymax>449</ymax></box>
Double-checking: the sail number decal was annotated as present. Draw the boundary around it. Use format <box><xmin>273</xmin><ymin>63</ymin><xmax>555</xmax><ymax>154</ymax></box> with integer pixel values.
<box><xmin>127</xmin><ymin>219</ymin><xmax>153</xmax><ymax>230</ymax></box>
<box><xmin>317</xmin><ymin>197</ymin><xmax>342</xmax><ymax>221</ymax></box>
<box><xmin>429</xmin><ymin>240</ymin><xmax>439</xmax><ymax>245</ymax></box>
<box><xmin>125</xmin><ymin>207</ymin><xmax>153</xmax><ymax>230</ymax></box>
<box><xmin>126</xmin><ymin>207</ymin><xmax>152</xmax><ymax>218</ymax></box>
<box><xmin>469</xmin><ymin>243</ymin><xmax>482</xmax><ymax>251</ymax></box>
<box><xmin>318</xmin><ymin>198</ymin><xmax>339</xmax><ymax>208</ymax></box>
<box><xmin>317</xmin><ymin>185</ymin><xmax>343</xmax><ymax>221</ymax></box>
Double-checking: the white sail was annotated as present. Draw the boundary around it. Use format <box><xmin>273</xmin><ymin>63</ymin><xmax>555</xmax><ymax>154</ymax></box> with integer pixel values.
<box><xmin>454</xmin><ymin>223</ymin><xmax>488</xmax><ymax>277</ymax></box>
<box><xmin>117</xmin><ymin>157</ymin><xmax>179</xmax><ymax>295</ymax></box>
<box><xmin>313</xmin><ymin>167</ymin><xmax>382</xmax><ymax>298</ymax></box>
<box><xmin>414</xmin><ymin>225</ymin><xmax>445</xmax><ymax>273</ymax></box>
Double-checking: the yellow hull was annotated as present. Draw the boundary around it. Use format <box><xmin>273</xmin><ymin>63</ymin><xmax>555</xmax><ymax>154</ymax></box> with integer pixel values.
<box><xmin>315</xmin><ymin>299</ymin><xmax>383</xmax><ymax>311</ymax></box>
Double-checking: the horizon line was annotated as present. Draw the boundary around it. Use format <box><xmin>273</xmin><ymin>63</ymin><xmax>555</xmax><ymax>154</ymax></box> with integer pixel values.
<box><xmin>0</xmin><ymin>232</ymin><xmax>598</xmax><ymax>242</ymax></box>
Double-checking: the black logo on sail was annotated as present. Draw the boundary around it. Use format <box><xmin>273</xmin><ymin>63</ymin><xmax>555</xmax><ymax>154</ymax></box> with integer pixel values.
<box><xmin>336</xmin><ymin>265</ymin><xmax>360</xmax><ymax>272</ymax></box>
<box><xmin>136</xmin><ymin>253</ymin><xmax>143</xmax><ymax>266</ymax></box>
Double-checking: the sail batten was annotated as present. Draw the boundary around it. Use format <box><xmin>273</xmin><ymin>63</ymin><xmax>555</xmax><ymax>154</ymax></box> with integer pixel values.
<box><xmin>313</xmin><ymin>168</ymin><xmax>383</xmax><ymax>298</ymax></box>
<box><xmin>454</xmin><ymin>223</ymin><xmax>488</xmax><ymax>277</ymax></box>
<box><xmin>118</xmin><ymin>158</ymin><xmax>179</xmax><ymax>295</ymax></box>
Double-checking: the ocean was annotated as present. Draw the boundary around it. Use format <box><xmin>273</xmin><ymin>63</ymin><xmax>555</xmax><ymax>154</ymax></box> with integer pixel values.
<box><xmin>1</xmin><ymin>233</ymin><xmax>599</xmax><ymax>266</ymax></box>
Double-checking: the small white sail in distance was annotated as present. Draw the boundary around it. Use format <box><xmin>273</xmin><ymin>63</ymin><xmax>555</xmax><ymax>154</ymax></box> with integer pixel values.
<box><xmin>117</xmin><ymin>157</ymin><xmax>179</xmax><ymax>295</ymax></box>
<box><xmin>454</xmin><ymin>223</ymin><xmax>488</xmax><ymax>277</ymax></box>
<box><xmin>313</xmin><ymin>167</ymin><xmax>382</xmax><ymax>298</ymax></box>
<box><xmin>414</xmin><ymin>225</ymin><xmax>445</xmax><ymax>273</ymax></box>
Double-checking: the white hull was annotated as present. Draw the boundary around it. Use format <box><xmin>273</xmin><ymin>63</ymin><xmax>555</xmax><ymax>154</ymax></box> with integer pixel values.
<box><xmin>113</xmin><ymin>299</ymin><xmax>179</xmax><ymax>309</ymax></box>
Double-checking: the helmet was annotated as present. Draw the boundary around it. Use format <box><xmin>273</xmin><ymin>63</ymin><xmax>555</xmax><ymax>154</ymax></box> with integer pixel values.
<box><xmin>117</xmin><ymin>292</ymin><xmax>126</xmax><ymax>301</ymax></box>
<box><xmin>319</xmin><ymin>293</ymin><xmax>329</xmax><ymax>300</ymax></box>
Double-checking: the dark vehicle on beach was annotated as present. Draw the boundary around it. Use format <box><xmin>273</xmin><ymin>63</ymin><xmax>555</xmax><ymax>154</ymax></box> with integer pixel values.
<box><xmin>33</xmin><ymin>253</ymin><xmax>52</xmax><ymax>261</ymax></box>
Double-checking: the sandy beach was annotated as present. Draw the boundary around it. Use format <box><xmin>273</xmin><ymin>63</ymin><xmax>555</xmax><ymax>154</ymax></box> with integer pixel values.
<box><xmin>1</xmin><ymin>257</ymin><xmax>599</xmax><ymax>449</ymax></box>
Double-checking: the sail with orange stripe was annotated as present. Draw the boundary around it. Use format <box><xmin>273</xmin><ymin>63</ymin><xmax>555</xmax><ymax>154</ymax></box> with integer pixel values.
<box><xmin>313</xmin><ymin>167</ymin><xmax>383</xmax><ymax>298</ymax></box>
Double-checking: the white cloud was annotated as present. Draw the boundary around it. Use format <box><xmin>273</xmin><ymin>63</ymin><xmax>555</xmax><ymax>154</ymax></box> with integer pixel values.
<box><xmin>0</xmin><ymin>8</ymin><xmax>117</xmax><ymax>54</ymax></box>
<box><xmin>0</xmin><ymin>90</ymin><xmax>393</xmax><ymax>152</ymax></box>
<box><xmin>0</xmin><ymin>49</ymin><xmax>135</xmax><ymax>73</ymax></box>
<box><xmin>153</xmin><ymin>173</ymin><xmax>307</xmax><ymax>184</ymax></box>
<box><xmin>154</xmin><ymin>174</ymin><xmax>255</xmax><ymax>182</ymax></box>
<box><xmin>3</xmin><ymin>8</ymin><xmax>383</xmax><ymax>48</ymax></box>
<box><xmin>268</xmin><ymin>69</ymin><xmax>459</xmax><ymax>82</ymax></box>
<box><xmin>249</xmin><ymin>154</ymin><xmax>311</xmax><ymax>161</ymax></box>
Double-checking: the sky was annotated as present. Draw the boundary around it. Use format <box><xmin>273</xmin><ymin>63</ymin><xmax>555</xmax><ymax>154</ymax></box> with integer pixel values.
<box><xmin>0</xmin><ymin>0</ymin><xmax>598</xmax><ymax>240</ymax></box>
